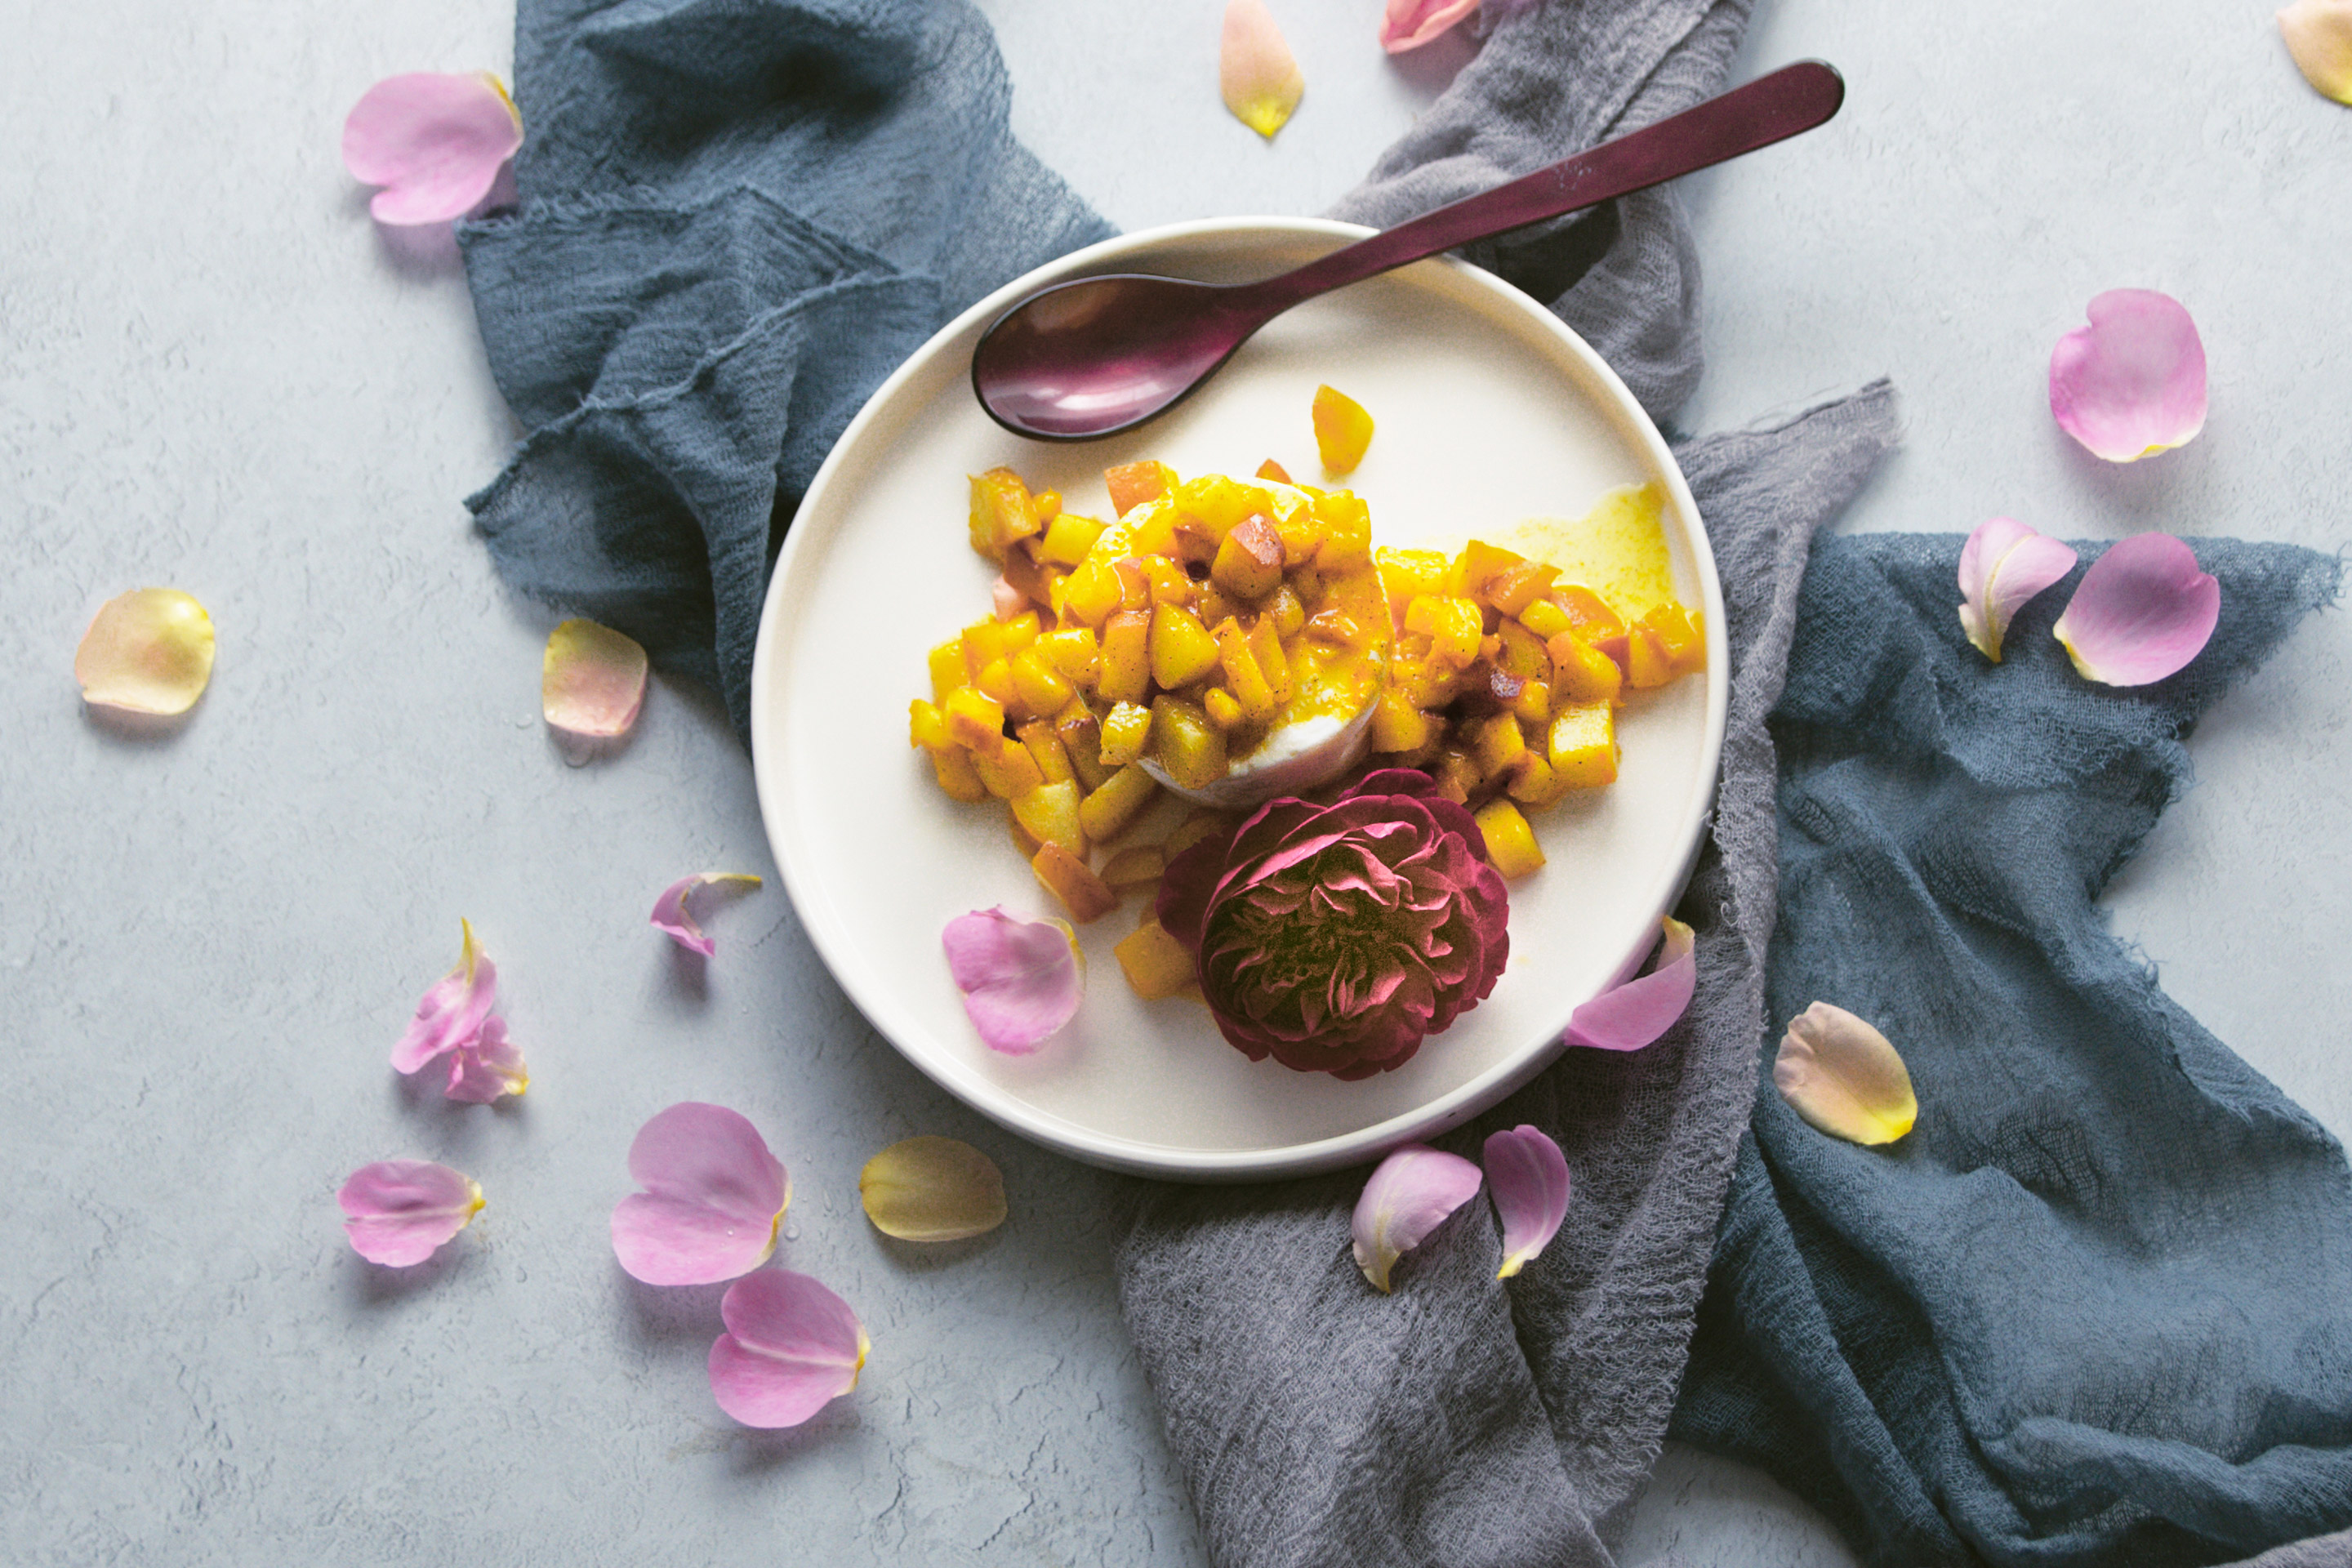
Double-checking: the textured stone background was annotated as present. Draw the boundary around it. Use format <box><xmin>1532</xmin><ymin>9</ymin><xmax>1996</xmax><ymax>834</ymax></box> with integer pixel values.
<box><xmin>4</xmin><ymin>1</ymin><xmax>2345</xmax><ymax>1564</ymax></box>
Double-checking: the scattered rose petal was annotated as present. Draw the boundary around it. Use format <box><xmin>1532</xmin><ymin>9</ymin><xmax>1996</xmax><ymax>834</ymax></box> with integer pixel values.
<box><xmin>2282</xmin><ymin>0</ymin><xmax>2352</xmax><ymax>105</ymax></box>
<box><xmin>443</xmin><ymin>1015</ymin><xmax>529</xmax><ymax>1103</ymax></box>
<box><xmin>1352</xmin><ymin>1143</ymin><xmax>1483</xmax><ymax>1292</ymax></box>
<box><xmin>1380</xmin><ymin>0</ymin><xmax>1480</xmax><ymax>52</ymax></box>
<box><xmin>942</xmin><ymin>908</ymin><xmax>1084</xmax><ymax>1054</ymax></box>
<box><xmin>2048</xmin><ymin>290</ymin><xmax>2207</xmax><ymax>462</ymax></box>
<box><xmin>708</xmin><ymin>1270</ymin><xmax>869</xmax><ymax>1428</ymax></box>
<box><xmin>74</xmin><ymin>588</ymin><xmax>216</xmax><ymax>715</ymax></box>
<box><xmin>652</xmin><ymin>873</ymin><xmax>764</xmax><ymax>956</ymax></box>
<box><xmin>1775</xmin><ymin>1002</ymin><xmax>1916</xmax><ymax>1146</ymax></box>
<box><xmin>391</xmin><ymin>920</ymin><xmax>499</xmax><ymax>1076</ymax></box>
<box><xmin>2051</xmin><ymin>533</ymin><xmax>2221</xmax><ymax>686</ymax></box>
<box><xmin>1221</xmin><ymin>0</ymin><xmax>1305</xmax><ymax>140</ymax></box>
<box><xmin>610</xmin><ymin>1102</ymin><xmax>790</xmax><ymax>1285</ymax></box>
<box><xmin>859</xmin><ymin>1136</ymin><xmax>1009</xmax><ymax>1242</ymax></box>
<box><xmin>542</xmin><ymin>618</ymin><xmax>648</xmax><ymax>738</ymax></box>
<box><xmin>342</xmin><ymin>72</ymin><xmax>523</xmax><ymax>225</ymax></box>
<box><xmin>1563</xmin><ymin>916</ymin><xmax>1695</xmax><ymax>1051</ymax></box>
<box><xmin>1958</xmin><ymin>518</ymin><xmax>2078</xmax><ymax>663</ymax></box>
<box><xmin>1483</xmin><ymin>1125</ymin><xmax>1570</xmax><ymax>1279</ymax></box>
<box><xmin>339</xmin><ymin>1159</ymin><xmax>483</xmax><ymax>1266</ymax></box>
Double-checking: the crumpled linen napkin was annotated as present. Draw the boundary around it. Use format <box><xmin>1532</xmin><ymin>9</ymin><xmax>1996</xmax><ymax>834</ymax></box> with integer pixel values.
<box><xmin>1668</xmin><ymin>532</ymin><xmax>2352</xmax><ymax>1568</ymax></box>
<box><xmin>459</xmin><ymin>0</ymin><xmax>1110</xmax><ymax>740</ymax></box>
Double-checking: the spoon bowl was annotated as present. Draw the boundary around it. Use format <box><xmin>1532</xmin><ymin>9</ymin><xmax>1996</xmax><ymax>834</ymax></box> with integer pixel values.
<box><xmin>972</xmin><ymin>60</ymin><xmax>1844</xmax><ymax>442</ymax></box>
<box><xmin>969</xmin><ymin>274</ymin><xmax>1250</xmax><ymax>439</ymax></box>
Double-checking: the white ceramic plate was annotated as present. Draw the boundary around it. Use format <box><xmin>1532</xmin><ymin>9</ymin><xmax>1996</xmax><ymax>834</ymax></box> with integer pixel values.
<box><xmin>751</xmin><ymin>218</ymin><xmax>1726</xmax><ymax>1180</ymax></box>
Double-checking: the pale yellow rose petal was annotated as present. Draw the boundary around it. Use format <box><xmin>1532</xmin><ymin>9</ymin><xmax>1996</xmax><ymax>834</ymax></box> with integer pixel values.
<box><xmin>858</xmin><ymin>1136</ymin><xmax>1008</xmax><ymax>1242</ymax></box>
<box><xmin>541</xmin><ymin>617</ymin><xmax>648</xmax><ymax>737</ymax></box>
<box><xmin>2283</xmin><ymin>0</ymin><xmax>2352</xmax><ymax>105</ymax></box>
<box><xmin>74</xmin><ymin>588</ymin><xmax>216</xmax><ymax>715</ymax></box>
<box><xmin>1221</xmin><ymin>0</ymin><xmax>1305</xmax><ymax>140</ymax></box>
<box><xmin>1774</xmin><ymin>1001</ymin><xmax>1917</xmax><ymax>1146</ymax></box>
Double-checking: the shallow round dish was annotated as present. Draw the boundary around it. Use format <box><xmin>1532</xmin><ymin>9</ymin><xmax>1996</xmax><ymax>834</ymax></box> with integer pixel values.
<box><xmin>751</xmin><ymin>217</ymin><xmax>1727</xmax><ymax>1181</ymax></box>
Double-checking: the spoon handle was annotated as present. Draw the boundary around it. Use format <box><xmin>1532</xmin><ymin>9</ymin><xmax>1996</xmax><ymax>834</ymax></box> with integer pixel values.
<box><xmin>1241</xmin><ymin>60</ymin><xmax>1845</xmax><ymax>317</ymax></box>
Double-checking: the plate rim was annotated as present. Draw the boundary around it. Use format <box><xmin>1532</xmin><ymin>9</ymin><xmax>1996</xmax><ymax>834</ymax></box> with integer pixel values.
<box><xmin>751</xmin><ymin>215</ymin><xmax>1727</xmax><ymax>1181</ymax></box>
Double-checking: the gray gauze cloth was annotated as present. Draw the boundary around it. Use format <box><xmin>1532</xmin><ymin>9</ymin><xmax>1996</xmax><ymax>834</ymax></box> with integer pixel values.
<box><xmin>458</xmin><ymin>0</ymin><xmax>1111</xmax><ymax>738</ymax></box>
<box><xmin>1113</xmin><ymin>5</ymin><xmax>1899</xmax><ymax>1564</ymax></box>
<box><xmin>1669</xmin><ymin>533</ymin><xmax>2352</xmax><ymax>1568</ymax></box>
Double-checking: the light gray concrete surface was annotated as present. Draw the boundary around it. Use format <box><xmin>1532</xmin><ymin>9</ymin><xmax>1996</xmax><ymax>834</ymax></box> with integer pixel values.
<box><xmin>3</xmin><ymin>1</ymin><xmax>2344</xmax><ymax>1564</ymax></box>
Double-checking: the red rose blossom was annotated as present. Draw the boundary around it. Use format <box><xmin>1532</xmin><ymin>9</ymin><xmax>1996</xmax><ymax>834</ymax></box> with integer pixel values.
<box><xmin>1156</xmin><ymin>768</ymin><xmax>1509</xmax><ymax>1079</ymax></box>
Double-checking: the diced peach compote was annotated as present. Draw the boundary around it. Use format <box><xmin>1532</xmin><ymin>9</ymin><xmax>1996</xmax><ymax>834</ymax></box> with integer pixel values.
<box><xmin>915</xmin><ymin>461</ymin><xmax>1707</xmax><ymax>940</ymax></box>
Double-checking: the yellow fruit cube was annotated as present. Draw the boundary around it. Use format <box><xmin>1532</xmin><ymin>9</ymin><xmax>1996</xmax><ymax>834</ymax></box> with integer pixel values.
<box><xmin>1016</xmin><ymin>719</ymin><xmax>1073</xmax><ymax>786</ymax></box>
<box><xmin>1098</xmin><ymin>700</ymin><xmax>1153</xmax><ymax>767</ymax></box>
<box><xmin>1212</xmin><ymin>618</ymin><xmax>1278</xmax><ymax>720</ymax></box>
<box><xmin>1115</xmin><ymin>919</ymin><xmax>1196</xmax><ymax>998</ymax></box>
<box><xmin>1371</xmin><ymin>690</ymin><xmax>1435</xmax><ymax>754</ymax></box>
<box><xmin>1147</xmin><ymin>696</ymin><xmax>1228</xmax><ymax>791</ymax></box>
<box><xmin>1104</xmin><ymin>460</ymin><xmax>1175</xmax><ymax>518</ymax></box>
<box><xmin>1405</xmin><ymin>595</ymin><xmax>1485</xmax><ymax>670</ymax></box>
<box><xmin>1485</xmin><ymin>561</ymin><xmax>1561</xmax><ymax>617</ymax></box>
<box><xmin>1547</xmin><ymin>702</ymin><xmax>1619</xmax><ymax>789</ymax></box>
<box><xmin>1060</xmin><ymin>559</ymin><xmax>1123</xmax><ymax>627</ymax></box>
<box><xmin>1098</xmin><ymin>611</ymin><xmax>1153</xmax><ymax>705</ymax></box>
<box><xmin>1472</xmin><ymin>710</ymin><xmax>1527</xmax><ymax>778</ymax></box>
<box><xmin>908</xmin><ymin>698</ymin><xmax>951</xmax><ymax>751</ymax></box>
<box><xmin>1100</xmin><ymin>844</ymin><xmax>1166</xmax><ymax>889</ymax></box>
<box><xmin>929</xmin><ymin>744</ymin><xmax>988</xmax><ymax>804</ymax></box>
<box><xmin>1203</xmin><ymin>686</ymin><xmax>1245</xmax><ymax>730</ymax></box>
<box><xmin>1311</xmin><ymin>385</ymin><xmax>1374</xmax><ymax>474</ymax></box>
<box><xmin>1513</xmin><ymin>679</ymin><xmax>1552</xmax><ymax>728</ymax></box>
<box><xmin>1035</xmin><ymin>627</ymin><xmax>1101</xmax><ymax>688</ymax></box>
<box><xmin>1473</xmin><ymin>799</ymin><xmax>1546</xmax><ymax>880</ymax></box>
<box><xmin>971</xmin><ymin>734</ymin><xmax>1046</xmax><ymax>799</ymax></box>
<box><xmin>1079</xmin><ymin>762</ymin><xmax>1161</xmax><ymax>843</ymax></box>
<box><xmin>929</xmin><ymin>639</ymin><xmax>968</xmax><ymax>702</ymax></box>
<box><xmin>1210</xmin><ymin>515</ymin><xmax>1285</xmax><ymax>601</ymax></box>
<box><xmin>1032</xmin><ymin>843</ymin><xmax>1118</xmax><ymax>924</ymax></box>
<box><xmin>943</xmin><ymin>686</ymin><xmax>1006</xmax><ymax>751</ymax></box>
<box><xmin>1265</xmin><ymin>584</ymin><xmax>1307</xmax><ymax>639</ymax></box>
<box><xmin>1517</xmin><ymin>599</ymin><xmax>1570</xmax><ymax>640</ymax></box>
<box><xmin>1009</xmin><ymin>646</ymin><xmax>1073</xmax><ymax>715</ymax></box>
<box><xmin>1010</xmin><ymin>777</ymin><xmax>1085</xmax><ymax>856</ymax></box>
<box><xmin>1375</xmin><ymin>547</ymin><xmax>1452</xmax><ymax>621</ymax></box>
<box><xmin>967</xmin><ymin>466</ymin><xmax>1041</xmax><ymax>562</ymax></box>
<box><xmin>1546</xmin><ymin>631</ymin><xmax>1624</xmax><ymax>706</ymax></box>
<box><xmin>1149</xmin><ymin>605</ymin><xmax>1222</xmax><ymax>690</ymax></box>
<box><xmin>1036</xmin><ymin>510</ymin><xmax>1107</xmax><ymax>567</ymax></box>
<box><xmin>1506</xmin><ymin>753</ymin><xmax>1571</xmax><ymax>808</ymax></box>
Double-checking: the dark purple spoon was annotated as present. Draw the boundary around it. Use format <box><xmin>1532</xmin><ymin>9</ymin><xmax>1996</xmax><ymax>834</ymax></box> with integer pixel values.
<box><xmin>972</xmin><ymin>60</ymin><xmax>1843</xmax><ymax>442</ymax></box>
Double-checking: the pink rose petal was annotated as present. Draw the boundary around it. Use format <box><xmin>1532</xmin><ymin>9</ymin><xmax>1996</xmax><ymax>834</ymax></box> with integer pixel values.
<box><xmin>942</xmin><ymin>908</ymin><xmax>1084</xmax><ymax>1055</ymax></box>
<box><xmin>1221</xmin><ymin>0</ymin><xmax>1305</xmax><ymax>140</ymax></box>
<box><xmin>391</xmin><ymin>920</ymin><xmax>498</xmax><ymax>1076</ymax></box>
<box><xmin>542</xmin><ymin>618</ymin><xmax>648</xmax><ymax>738</ymax></box>
<box><xmin>74</xmin><ymin>588</ymin><xmax>216</xmax><ymax>716</ymax></box>
<box><xmin>1563</xmin><ymin>916</ymin><xmax>1695</xmax><ymax>1051</ymax></box>
<box><xmin>1380</xmin><ymin>0</ymin><xmax>1481</xmax><ymax>52</ymax></box>
<box><xmin>342</xmin><ymin>71</ymin><xmax>523</xmax><ymax>225</ymax></box>
<box><xmin>652</xmin><ymin>873</ymin><xmax>764</xmax><ymax>957</ymax></box>
<box><xmin>1958</xmin><ymin>518</ymin><xmax>2078</xmax><ymax>664</ymax></box>
<box><xmin>1483</xmin><ymin>1125</ymin><xmax>1570</xmax><ymax>1279</ymax></box>
<box><xmin>2048</xmin><ymin>289</ymin><xmax>2207</xmax><ymax>462</ymax></box>
<box><xmin>2281</xmin><ymin>0</ymin><xmax>2352</xmax><ymax>105</ymax></box>
<box><xmin>443</xmin><ymin>1015</ymin><xmax>529</xmax><ymax>1103</ymax></box>
<box><xmin>2051</xmin><ymin>533</ymin><xmax>2221</xmax><ymax>687</ymax></box>
<box><xmin>708</xmin><ymin>1270</ymin><xmax>869</xmax><ymax>1428</ymax></box>
<box><xmin>339</xmin><ymin>1159</ymin><xmax>483</xmax><ymax>1266</ymax></box>
<box><xmin>610</xmin><ymin>1102</ymin><xmax>790</xmax><ymax>1286</ymax></box>
<box><xmin>1352</xmin><ymin>1143</ymin><xmax>1483</xmax><ymax>1293</ymax></box>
